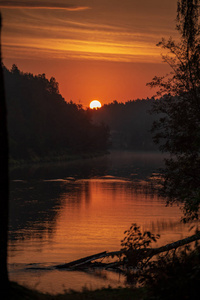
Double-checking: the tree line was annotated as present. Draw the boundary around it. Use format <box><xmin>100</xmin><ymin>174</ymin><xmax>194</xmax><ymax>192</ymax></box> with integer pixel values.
<box><xmin>4</xmin><ymin>65</ymin><xmax>109</xmax><ymax>162</ymax></box>
<box><xmin>91</xmin><ymin>98</ymin><xmax>160</xmax><ymax>151</ymax></box>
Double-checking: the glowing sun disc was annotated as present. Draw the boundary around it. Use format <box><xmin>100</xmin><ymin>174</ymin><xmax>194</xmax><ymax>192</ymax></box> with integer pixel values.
<box><xmin>90</xmin><ymin>100</ymin><xmax>102</xmax><ymax>109</ymax></box>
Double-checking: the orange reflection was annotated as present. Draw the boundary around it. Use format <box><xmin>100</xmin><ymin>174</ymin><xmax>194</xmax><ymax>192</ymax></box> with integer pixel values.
<box><xmin>8</xmin><ymin>178</ymin><xmax>192</xmax><ymax>293</ymax></box>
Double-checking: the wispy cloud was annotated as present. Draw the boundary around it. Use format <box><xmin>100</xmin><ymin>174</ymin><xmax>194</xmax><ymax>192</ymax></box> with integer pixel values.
<box><xmin>2</xmin><ymin>32</ymin><xmax>162</xmax><ymax>64</ymax></box>
<box><xmin>1</xmin><ymin>0</ymin><xmax>176</xmax><ymax>65</ymax></box>
<box><xmin>0</xmin><ymin>1</ymin><xmax>90</xmax><ymax>11</ymax></box>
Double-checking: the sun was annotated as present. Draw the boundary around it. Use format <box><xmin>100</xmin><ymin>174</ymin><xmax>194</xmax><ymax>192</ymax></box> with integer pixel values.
<box><xmin>89</xmin><ymin>100</ymin><xmax>102</xmax><ymax>109</ymax></box>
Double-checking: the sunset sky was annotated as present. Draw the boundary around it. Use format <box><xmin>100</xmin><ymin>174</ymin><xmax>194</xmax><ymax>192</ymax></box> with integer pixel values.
<box><xmin>1</xmin><ymin>0</ymin><xmax>177</xmax><ymax>107</ymax></box>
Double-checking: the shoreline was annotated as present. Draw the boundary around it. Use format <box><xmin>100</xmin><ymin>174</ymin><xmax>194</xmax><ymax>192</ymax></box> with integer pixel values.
<box><xmin>9</xmin><ymin>150</ymin><xmax>110</xmax><ymax>169</ymax></box>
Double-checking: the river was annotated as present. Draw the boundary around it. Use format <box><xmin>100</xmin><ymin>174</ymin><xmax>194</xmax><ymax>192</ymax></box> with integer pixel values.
<box><xmin>8</xmin><ymin>151</ymin><xmax>192</xmax><ymax>294</ymax></box>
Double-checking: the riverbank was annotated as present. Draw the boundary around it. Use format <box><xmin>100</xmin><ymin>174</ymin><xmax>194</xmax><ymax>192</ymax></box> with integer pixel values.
<box><xmin>9</xmin><ymin>150</ymin><xmax>109</xmax><ymax>168</ymax></box>
<box><xmin>8</xmin><ymin>283</ymin><xmax>146</xmax><ymax>300</ymax></box>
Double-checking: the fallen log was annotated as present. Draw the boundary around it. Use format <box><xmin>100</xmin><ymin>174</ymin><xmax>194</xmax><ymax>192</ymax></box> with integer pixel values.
<box><xmin>113</xmin><ymin>231</ymin><xmax>200</xmax><ymax>266</ymax></box>
<box><xmin>55</xmin><ymin>251</ymin><xmax>107</xmax><ymax>269</ymax></box>
<box><xmin>55</xmin><ymin>232</ymin><xmax>200</xmax><ymax>270</ymax></box>
<box><xmin>145</xmin><ymin>231</ymin><xmax>200</xmax><ymax>259</ymax></box>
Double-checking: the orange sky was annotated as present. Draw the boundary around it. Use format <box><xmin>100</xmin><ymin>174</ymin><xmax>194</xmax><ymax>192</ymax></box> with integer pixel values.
<box><xmin>1</xmin><ymin>0</ymin><xmax>177</xmax><ymax>107</ymax></box>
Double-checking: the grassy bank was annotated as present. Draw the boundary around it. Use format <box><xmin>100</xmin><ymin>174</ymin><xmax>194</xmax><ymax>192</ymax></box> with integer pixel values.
<box><xmin>8</xmin><ymin>283</ymin><xmax>147</xmax><ymax>300</ymax></box>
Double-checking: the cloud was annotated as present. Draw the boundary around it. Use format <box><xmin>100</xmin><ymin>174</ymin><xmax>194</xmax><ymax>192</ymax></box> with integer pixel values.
<box><xmin>0</xmin><ymin>1</ymin><xmax>90</xmax><ymax>11</ymax></box>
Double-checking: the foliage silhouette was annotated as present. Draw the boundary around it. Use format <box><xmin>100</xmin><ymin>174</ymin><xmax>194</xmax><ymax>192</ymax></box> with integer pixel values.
<box><xmin>139</xmin><ymin>243</ymin><xmax>200</xmax><ymax>300</ymax></box>
<box><xmin>147</xmin><ymin>0</ymin><xmax>200</xmax><ymax>221</ymax></box>
<box><xmin>119</xmin><ymin>223</ymin><xmax>200</xmax><ymax>299</ymax></box>
<box><xmin>120</xmin><ymin>223</ymin><xmax>160</xmax><ymax>272</ymax></box>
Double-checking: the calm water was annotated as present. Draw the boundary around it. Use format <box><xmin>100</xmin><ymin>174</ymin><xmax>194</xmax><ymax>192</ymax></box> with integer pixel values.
<box><xmin>8</xmin><ymin>151</ymin><xmax>191</xmax><ymax>294</ymax></box>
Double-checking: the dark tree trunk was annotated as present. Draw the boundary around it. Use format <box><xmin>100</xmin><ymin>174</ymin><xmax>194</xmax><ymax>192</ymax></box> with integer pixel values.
<box><xmin>0</xmin><ymin>13</ymin><xmax>9</xmax><ymax>291</ymax></box>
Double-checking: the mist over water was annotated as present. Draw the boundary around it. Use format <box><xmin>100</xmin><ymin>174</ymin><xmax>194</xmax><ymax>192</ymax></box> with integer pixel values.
<box><xmin>8</xmin><ymin>151</ymin><xmax>191</xmax><ymax>294</ymax></box>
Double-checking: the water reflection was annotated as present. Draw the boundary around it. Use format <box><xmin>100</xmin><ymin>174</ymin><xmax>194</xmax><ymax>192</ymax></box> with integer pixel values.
<box><xmin>9</xmin><ymin>152</ymin><xmax>191</xmax><ymax>294</ymax></box>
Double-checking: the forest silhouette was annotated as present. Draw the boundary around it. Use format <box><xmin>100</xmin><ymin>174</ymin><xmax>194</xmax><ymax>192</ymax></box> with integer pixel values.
<box><xmin>91</xmin><ymin>99</ymin><xmax>160</xmax><ymax>151</ymax></box>
<box><xmin>4</xmin><ymin>65</ymin><xmax>110</xmax><ymax>162</ymax></box>
<box><xmin>4</xmin><ymin>64</ymin><xmax>162</xmax><ymax>163</ymax></box>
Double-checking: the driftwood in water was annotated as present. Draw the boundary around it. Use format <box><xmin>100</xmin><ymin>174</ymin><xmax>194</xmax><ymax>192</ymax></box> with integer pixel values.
<box><xmin>119</xmin><ymin>231</ymin><xmax>200</xmax><ymax>266</ymax></box>
<box><xmin>55</xmin><ymin>251</ymin><xmax>107</xmax><ymax>269</ymax></box>
<box><xmin>142</xmin><ymin>231</ymin><xmax>200</xmax><ymax>259</ymax></box>
<box><xmin>55</xmin><ymin>232</ymin><xmax>200</xmax><ymax>270</ymax></box>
